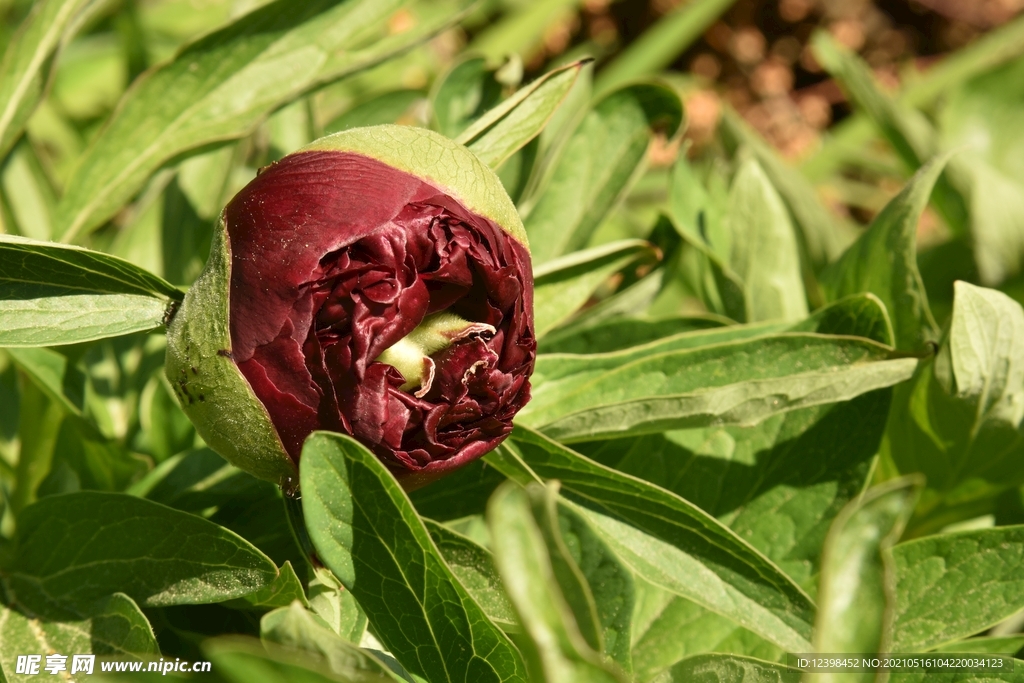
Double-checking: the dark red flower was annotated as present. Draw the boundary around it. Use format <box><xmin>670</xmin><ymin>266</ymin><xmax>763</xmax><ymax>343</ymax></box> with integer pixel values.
<box><xmin>166</xmin><ymin>126</ymin><xmax>535</xmax><ymax>489</ymax></box>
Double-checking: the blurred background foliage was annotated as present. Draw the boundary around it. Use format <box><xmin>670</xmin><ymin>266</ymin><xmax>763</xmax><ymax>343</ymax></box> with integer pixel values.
<box><xmin>4</xmin><ymin>0</ymin><xmax>1024</xmax><ymax>673</ymax></box>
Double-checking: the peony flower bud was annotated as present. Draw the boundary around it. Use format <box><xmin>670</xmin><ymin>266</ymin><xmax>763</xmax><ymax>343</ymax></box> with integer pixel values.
<box><xmin>166</xmin><ymin>125</ymin><xmax>535</xmax><ymax>490</ymax></box>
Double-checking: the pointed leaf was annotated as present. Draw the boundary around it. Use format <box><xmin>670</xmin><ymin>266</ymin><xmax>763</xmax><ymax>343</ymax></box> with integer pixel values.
<box><xmin>508</xmin><ymin>427</ymin><xmax>816</xmax><ymax>652</ymax></box>
<box><xmin>56</xmin><ymin>0</ymin><xmax>472</xmax><ymax>240</ymax></box>
<box><xmin>4</xmin><ymin>492</ymin><xmax>278</xmax><ymax>608</ymax></box>
<box><xmin>459</xmin><ymin>60</ymin><xmax>586</xmax><ymax>170</ymax></box>
<box><xmin>726</xmin><ymin>159</ymin><xmax>807</xmax><ymax>323</ymax></box>
<box><xmin>533</xmin><ymin>239</ymin><xmax>657</xmax><ymax>338</ymax></box>
<box><xmin>299</xmin><ymin>432</ymin><xmax>527</xmax><ymax>683</ymax></box>
<box><xmin>810</xmin><ymin>479</ymin><xmax>919</xmax><ymax>683</ymax></box>
<box><xmin>520</xmin><ymin>333</ymin><xmax>917</xmax><ymax>442</ymax></box>
<box><xmin>0</xmin><ymin>0</ymin><xmax>89</xmax><ymax>159</ymax></box>
<box><xmin>820</xmin><ymin>157</ymin><xmax>945</xmax><ymax>350</ymax></box>
<box><xmin>892</xmin><ymin>526</ymin><xmax>1024</xmax><ymax>652</ymax></box>
<box><xmin>523</xmin><ymin>83</ymin><xmax>682</xmax><ymax>264</ymax></box>
<box><xmin>486</xmin><ymin>483</ymin><xmax>627</xmax><ymax>683</ymax></box>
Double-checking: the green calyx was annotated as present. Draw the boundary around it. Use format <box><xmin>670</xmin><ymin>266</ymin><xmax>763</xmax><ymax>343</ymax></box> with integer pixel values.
<box><xmin>299</xmin><ymin>124</ymin><xmax>529</xmax><ymax>251</ymax></box>
<box><xmin>375</xmin><ymin>312</ymin><xmax>495</xmax><ymax>394</ymax></box>
<box><xmin>164</xmin><ymin>221</ymin><xmax>296</xmax><ymax>488</ymax></box>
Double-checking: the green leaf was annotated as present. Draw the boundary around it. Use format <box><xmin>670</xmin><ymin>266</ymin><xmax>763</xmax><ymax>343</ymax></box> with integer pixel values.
<box><xmin>433</xmin><ymin>56</ymin><xmax>503</xmax><ymax>139</ymax></box>
<box><xmin>409</xmin><ymin>458</ymin><xmax>506</xmax><ymax>522</ymax></box>
<box><xmin>229</xmin><ymin>561</ymin><xmax>308</xmax><ymax>611</ymax></box>
<box><xmin>886</xmin><ymin>283</ymin><xmax>1024</xmax><ymax>520</ymax></box>
<box><xmin>520</xmin><ymin>483</ymin><xmax>635</xmax><ymax>671</ymax></box>
<box><xmin>508</xmin><ymin>427</ymin><xmax>816</xmax><ymax>652</ymax></box>
<box><xmin>486</xmin><ymin>483</ymin><xmax>628</xmax><ymax>683</ymax></box>
<box><xmin>523</xmin><ymin>83</ymin><xmax>682</xmax><ymax>265</ymax></box>
<box><xmin>299</xmin><ymin>431</ymin><xmax>527</xmax><ymax>683</ymax></box>
<box><xmin>0</xmin><ymin>0</ymin><xmax>89</xmax><ymax>159</ymax></box>
<box><xmin>810</xmin><ymin>479</ymin><xmax>919</xmax><ymax>683</ymax></box>
<box><xmin>538</xmin><ymin>314</ymin><xmax>728</xmax><ymax>355</ymax></box>
<box><xmin>0</xmin><ymin>292</ymin><xmax>167</xmax><ymax>347</ymax></box>
<box><xmin>305</xmin><ymin>567</ymin><xmax>367</xmax><ymax>644</ymax></box>
<box><xmin>260</xmin><ymin>602</ymin><xmax>399</xmax><ymax>681</ymax></box>
<box><xmin>596</xmin><ymin>388</ymin><xmax>892</xmax><ymax>589</ymax></box>
<box><xmin>519</xmin><ymin>333</ymin><xmax>916</xmax><ymax>442</ymax></box>
<box><xmin>820</xmin><ymin>156</ymin><xmax>944</xmax><ymax>350</ymax></box>
<box><xmin>719</xmin><ymin>108</ymin><xmax>854</xmax><ymax>269</ymax></box>
<box><xmin>631</xmin><ymin>590</ymin><xmax>782</xmax><ymax>681</ymax></box>
<box><xmin>725</xmin><ymin>159</ymin><xmax>807</xmax><ymax>323</ymax></box>
<box><xmin>0</xmin><ymin>234</ymin><xmax>181</xmax><ymax>300</ymax></box>
<box><xmin>204</xmin><ymin>637</ymin><xmax>395</xmax><ymax>683</ymax></box>
<box><xmin>459</xmin><ymin>60</ymin><xmax>586</xmax><ymax>170</ymax></box>
<box><xmin>932</xmin><ymin>636</ymin><xmax>1024</xmax><ymax>654</ymax></box>
<box><xmin>891</xmin><ymin>526</ymin><xmax>1024</xmax><ymax>652</ymax></box>
<box><xmin>423</xmin><ymin>520</ymin><xmax>518</xmax><ymax>631</ymax></box>
<box><xmin>0</xmin><ymin>593</ymin><xmax>158</xmax><ymax>674</ymax></box>
<box><xmin>56</xmin><ymin>0</ymin><xmax>472</xmax><ymax>241</ymax></box>
<box><xmin>3</xmin><ymin>491</ymin><xmax>278</xmax><ymax>608</ymax></box>
<box><xmin>595</xmin><ymin>0</ymin><xmax>736</xmax><ymax>94</ymax></box>
<box><xmin>533</xmin><ymin>239</ymin><xmax>657</xmax><ymax>338</ymax></box>
<box><xmin>659</xmin><ymin>654</ymin><xmax>800</xmax><ymax>683</ymax></box>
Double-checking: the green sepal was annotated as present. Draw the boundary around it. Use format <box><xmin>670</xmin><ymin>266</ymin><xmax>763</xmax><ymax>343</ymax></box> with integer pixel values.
<box><xmin>164</xmin><ymin>219</ymin><xmax>296</xmax><ymax>487</ymax></box>
<box><xmin>300</xmin><ymin>124</ymin><xmax>529</xmax><ymax>251</ymax></box>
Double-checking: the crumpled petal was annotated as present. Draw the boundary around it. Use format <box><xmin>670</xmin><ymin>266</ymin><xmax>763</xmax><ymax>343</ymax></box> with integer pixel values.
<box><xmin>226</xmin><ymin>151</ymin><xmax>535</xmax><ymax>485</ymax></box>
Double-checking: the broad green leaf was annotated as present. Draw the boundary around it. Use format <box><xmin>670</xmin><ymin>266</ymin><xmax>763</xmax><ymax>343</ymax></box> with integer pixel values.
<box><xmin>507</xmin><ymin>427</ymin><xmax>816</xmax><ymax>652</ymax></box>
<box><xmin>3</xmin><ymin>492</ymin><xmax>278</xmax><ymax>608</ymax></box>
<box><xmin>659</xmin><ymin>654</ymin><xmax>800</xmax><ymax>683</ymax></box>
<box><xmin>820</xmin><ymin>156</ymin><xmax>944</xmax><ymax>350</ymax></box>
<box><xmin>594</xmin><ymin>0</ymin><xmax>736</xmax><ymax>94</ymax></box>
<box><xmin>261</xmin><ymin>602</ymin><xmax>399</xmax><ymax>681</ymax></box>
<box><xmin>809</xmin><ymin>479</ymin><xmax>919</xmax><ymax>683</ymax></box>
<box><xmin>486</xmin><ymin>483</ymin><xmax>627</xmax><ymax>683</ymax></box>
<box><xmin>204</xmin><ymin>637</ymin><xmax>395</xmax><ymax>683</ymax></box>
<box><xmin>533</xmin><ymin>239</ymin><xmax>657</xmax><ymax>338</ymax></box>
<box><xmin>459</xmin><ymin>60</ymin><xmax>586</xmax><ymax>170</ymax></box>
<box><xmin>230</xmin><ymin>561</ymin><xmax>308</xmax><ymax>611</ymax></box>
<box><xmin>0</xmin><ymin>234</ymin><xmax>181</xmax><ymax>300</ymax></box>
<box><xmin>0</xmin><ymin>293</ymin><xmax>167</xmax><ymax>347</ymax></box>
<box><xmin>719</xmin><ymin>109</ymin><xmax>854</xmax><ymax>269</ymax></box>
<box><xmin>538</xmin><ymin>314</ymin><xmax>728</xmax><ymax>355</ymax></box>
<box><xmin>631</xmin><ymin>590</ymin><xmax>782</xmax><ymax>681</ymax></box>
<box><xmin>423</xmin><ymin>519</ymin><xmax>518</xmax><ymax>631</ymax></box>
<box><xmin>523</xmin><ymin>83</ymin><xmax>682</xmax><ymax>265</ymax></box>
<box><xmin>433</xmin><ymin>56</ymin><xmax>503</xmax><ymax>139</ymax></box>
<box><xmin>595</xmin><ymin>388</ymin><xmax>892</xmax><ymax>589</ymax></box>
<box><xmin>525</xmin><ymin>483</ymin><xmax>635</xmax><ymax>671</ymax></box>
<box><xmin>307</xmin><ymin>566</ymin><xmax>367</xmax><ymax>644</ymax></box>
<box><xmin>519</xmin><ymin>333</ymin><xmax>917</xmax><ymax>442</ymax></box>
<box><xmin>56</xmin><ymin>0</ymin><xmax>472</xmax><ymax>241</ymax></box>
<box><xmin>0</xmin><ymin>593</ymin><xmax>158</xmax><ymax>680</ymax></box>
<box><xmin>0</xmin><ymin>0</ymin><xmax>89</xmax><ymax>159</ymax></box>
<box><xmin>726</xmin><ymin>159</ymin><xmax>807</xmax><ymax>323</ymax></box>
<box><xmin>891</xmin><ymin>526</ymin><xmax>1024</xmax><ymax>652</ymax></box>
<box><xmin>300</xmin><ymin>432</ymin><xmax>527</xmax><ymax>683</ymax></box>
<box><xmin>887</xmin><ymin>283</ymin><xmax>1024</xmax><ymax>519</ymax></box>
